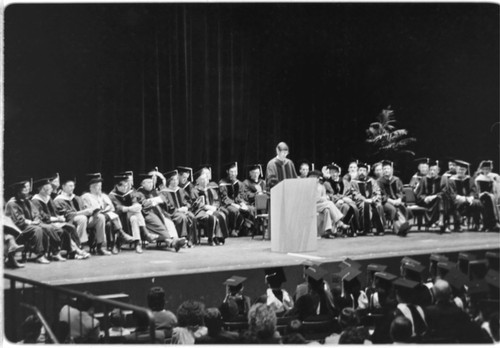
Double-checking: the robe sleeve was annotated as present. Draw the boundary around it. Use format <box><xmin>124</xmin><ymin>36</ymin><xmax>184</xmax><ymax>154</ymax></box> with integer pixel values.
<box><xmin>266</xmin><ymin>160</ymin><xmax>279</xmax><ymax>189</ymax></box>
<box><xmin>31</xmin><ymin>200</ymin><xmax>51</xmax><ymax>223</ymax></box>
<box><xmin>219</xmin><ymin>181</ymin><xmax>235</xmax><ymax>206</ymax></box>
<box><xmin>5</xmin><ymin>201</ymin><xmax>28</xmax><ymax>230</ymax></box>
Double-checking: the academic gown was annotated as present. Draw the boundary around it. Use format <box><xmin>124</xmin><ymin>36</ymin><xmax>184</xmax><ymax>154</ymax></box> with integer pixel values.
<box><xmin>219</xmin><ymin>178</ymin><xmax>255</xmax><ymax>233</ymax></box>
<box><xmin>4</xmin><ymin>197</ymin><xmax>47</xmax><ymax>255</ymax></box>
<box><xmin>416</xmin><ymin>176</ymin><xmax>445</xmax><ymax>226</ymax></box>
<box><xmin>190</xmin><ymin>185</ymin><xmax>228</xmax><ymax>241</ymax></box>
<box><xmin>378</xmin><ymin>175</ymin><xmax>411</xmax><ymax>228</ymax></box>
<box><xmin>159</xmin><ymin>187</ymin><xmax>197</xmax><ymax>243</ymax></box>
<box><xmin>54</xmin><ymin>193</ymin><xmax>92</xmax><ymax>243</ymax></box>
<box><xmin>325</xmin><ymin>177</ymin><xmax>360</xmax><ymax>231</ymax></box>
<box><xmin>448</xmin><ymin>175</ymin><xmax>482</xmax><ymax>228</ymax></box>
<box><xmin>475</xmin><ymin>173</ymin><xmax>500</xmax><ymax>230</ymax></box>
<box><xmin>265</xmin><ymin>157</ymin><xmax>298</xmax><ymax>189</ymax></box>
<box><xmin>136</xmin><ymin>187</ymin><xmax>179</xmax><ymax>240</ymax></box>
<box><xmin>350</xmin><ymin>178</ymin><xmax>385</xmax><ymax>234</ymax></box>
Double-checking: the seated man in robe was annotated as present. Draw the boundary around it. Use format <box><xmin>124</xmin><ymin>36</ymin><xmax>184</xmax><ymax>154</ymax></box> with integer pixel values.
<box><xmin>219</xmin><ymin>162</ymin><xmax>255</xmax><ymax>237</ymax></box>
<box><xmin>415</xmin><ymin>161</ymin><xmax>448</xmax><ymax>232</ymax></box>
<box><xmin>160</xmin><ymin>170</ymin><xmax>197</xmax><ymax>247</ymax></box>
<box><xmin>136</xmin><ymin>173</ymin><xmax>186</xmax><ymax>251</ymax></box>
<box><xmin>4</xmin><ymin>178</ymin><xmax>49</xmax><ymax>264</ymax></box>
<box><xmin>378</xmin><ymin>160</ymin><xmax>411</xmax><ymax>236</ymax></box>
<box><xmin>191</xmin><ymin>170</ymin><xmax>228</xmax><ymax>245</ymax></box>
<box><xmin>177</xmin><ymin>166</ymin><xmax>194</xmax><ymax>204</ymax></box>
<box><xmin>350</xmin><ymin>162</ymin><xmax>385</xmax><ymax>235</ymax></box>
<box><xmin>474</xmin><ymin>160</ymin><xmax>500</xmax><ymax>231</ymax></box>
<box><xmin>81</xmin><ymin>173</ymin><xmax>134</xmax><ymax>255</ymax></box>
<box><xmin>109</xmin><ymin>174</ymin><xmax>156</xmax><ymax>254</ymax></box>
<box><xmin>447</xmin><ymin>160</ymin><xmax>482</xmax><ymax>231</ymax></box>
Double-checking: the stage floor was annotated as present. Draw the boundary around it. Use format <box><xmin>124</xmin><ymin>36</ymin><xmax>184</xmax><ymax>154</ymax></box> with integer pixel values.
<box><xmin>4</xmin><ymin>230</ymin><xmax>499</xmax><ymax>288</ymax></box>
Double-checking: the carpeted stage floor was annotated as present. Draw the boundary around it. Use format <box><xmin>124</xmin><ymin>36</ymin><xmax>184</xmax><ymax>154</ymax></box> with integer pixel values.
<box><xmin>4</xmin><ymin>230</ymin><xmax>499</xmax><ymax>288</ymax></box>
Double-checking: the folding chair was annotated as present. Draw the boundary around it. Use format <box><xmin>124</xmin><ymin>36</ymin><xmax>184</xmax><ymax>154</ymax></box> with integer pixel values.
<box><xmin>253</xmin><ymin>194</ymin><xmax>269</xmax><ymax>240</ymax></box>
<box><xmin>403</xmin><ymin>186</ymin><xmax>427</xmax><ymax>231</ymax></box>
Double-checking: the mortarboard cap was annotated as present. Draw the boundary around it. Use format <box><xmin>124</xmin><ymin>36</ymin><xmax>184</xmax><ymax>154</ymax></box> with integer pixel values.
<box><xmin>348</xmin><ymin>159</ymin><xmax>359</xmax><ymax>165</ymax></box>
<box><xmin>458</xmin><ymin>252</ymin><xmax>477</xmax><ymax>273</ymax></box>
<box><xmin>479</xmin><ymin>160</ymin><xmax>493</xmax><ymax>169</ymax></box>
<box><xmin>327</xmin><ymin>163</ymin><xmax>341</xmax><ymax>173</ymax></box>
<box><xmin>357</xmin><ymin>162</ymin><xmax>369</xmax><ymax>169</ymax></box>
<box><xmin>113</xmin><ymin>174</ymin><xmax>129</xmax><ymax>185</ymax></box>
<box><xmin>340</xmin><ymin>258</ymin><xmax>362</xmax><ymax>270</ymax></box>
<box><xmin>367</xmin><ymin>264</ymin><xmax>387</xmax><ymax>273</ymax></box>
<box><xmin>337</xmin><ymin>266</ymin><xmax>362</xmax><ymax>283</ymax></box>
<box><xmin>429</xmin><ymin>160</ymin><xmax>440</xmax><ymax>167</ymax></box>
<box><xmin>401</xmin><ymin>256</ymin><xmax>421</xmax><ymax>266</ymax></box>
<box><xmin>223</xmin><ymin>276</ymin><xmax>246</xmax><ymax>289</ymax></box>
<box><xmin>375</xmin><ymin>271</ymin><xmax>398</xmax><ymax>282</ymax></box>
<box><xmin>301</xmin><ymin>259</ymin><xmax>323</xmax><ymax>268</ymax></box>
<box><xmin>60</xmin><ymin>175</ymin><xmax>77</xmax><ymax>185</ymax></box>
<box><xmin>468</xmin><ymin>259</ymin><xmax>489</xmax><ymax>281</ymax></box>
<box><xmin>164</xmin><ymin>170</ymin><xmax>178</xmax><ymax>181</ymax></box>
<box><xmin>307</xmin><ymin>170</ymin><xmax>323</xmax><ymax>178</ymax></box>
<box><xmin>49</xmin><ymin>172</ymin><xmax>60</xmax><ymax>181</ymax></box>
<box><xmin>444</xmin><ymin>268</ymin><xmax>469</xmax><ymax>291</ymax></box>
<box><xmin>224</xmin><ymin>162</ymin><xmax>238</xmax><ymax>172</ymax></box>
<box><xmin>437</xmin><ymin>261</ymin><xmax>456</xmax><ymax>272</ymax></box>
<box><xmin>485</xmin><ymin>269</ymin><xmax>499</xmax><ymax>289</ymax></box>
<box><xmin>199</xmin><ymin>164</ymin><xmax>212</xmax><ymax>171</ymax></box>
<box><xmin>264</xmin><ymin>267</ymin><xmax>287</xmax><ymax>285</ymax></box>
<box><xmin>86</xmin><ymin>173</ymin><xmax>103</xmax><ymax>185</ymax></box>
<box><xmin>137</xmin><ymin>173</ymin><xmax>154</xmax><ymax>183</ymax></box>
<box><xmin>393</xmin><ymin>277</ymin><xmax>419</xmax><ymax>290</ymax></box>
<box><xmin>381</xmin><ymin>160</ymin><xmax>394</xmax><ymax>167</ymax></box>
<box><xmin>32</xmin><ymin>178</ymin><xmax>52</xmax><ymax>191</ymax></box>
<box><xmin>430</xmin><ymin>254</ymin><xmax>449</xmax><ymax>263</ymax></box>
<box><xmin>9</xmin><ymin>178</ymin><xmax>32</xmax><ymax>191</ymax></box>
<box><xmin>305</xmin><ymin>265</ymin><xmax>328</xmax><ymax>281</ymax></box>
<box><xmin>414</xmin><ymin>157</ymin><xmax>430</xmax><ymax>165</ymax></box>
<box><xmin>118</xmin><ymin>171</ymin><xmax>134</xmax><ymax>177</ymax></box>
<box><xmin>454</xmin><ymin>160</ymin><xmax>470</xmax><ymax>169</ymax></box>
<box><xmin>467</xmin><ymin>279</ymin><xmax>489</xmax><ymax>297</ymax></box>
<box><xmin>403</xmin><ymin>262</ymin><xmax>426</xmax><ymax>274</ymax></box>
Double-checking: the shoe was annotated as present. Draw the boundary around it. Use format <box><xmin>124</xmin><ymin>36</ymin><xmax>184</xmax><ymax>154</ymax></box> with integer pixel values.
<box><xmin>187</xmin><ymin>241</ymin><xmax>193</xmax><ymax>248</ymax></box>
<box><xmin>453</xmin><ymin>225</ymin><xmax>462</xmax><ymax>232</ymax></box>
<box><xmin>51</xmin><ymin>253</ymin><xmax>67</xmax><ymax>262</ymax></box>
<box><xmin>209</xmin><ymin>241</ymin><xmax>216</xmax><ymax>246</ymax></box>
<box><xmin>219</xmin><ymin>238</ymin><xmax>225</xmax><ymax>245</ymax></box>
<box><xmin>119</xmin><ymin>231</ymin><xmax>135</xmax><ymax>243</ymax></box>
<box><xmin>97</xmin><ymin>248</ymin><xmax>111</xmax><ymax>256</ymax></box>
<box><xmin>145</xmin><ymin>233</ymin><xmax>159</xmax><ymax>243</ymax></box>
<box><xmin>173</xmin><ymin>238</ymin><xmax>187</xmax><ymax>252</ymax></box>
<box><xmin>397</xmin><ymin>222</ymin><xmax>410</xmax><ymax>237</ymax></box>
<box><xmin>111</xmin><ymin>245</ymin><xmax>120</xmax><ymax>255</ymax></box>
<box><xmin>8</xmin><ymin>244</ymin><xmax>24</xmax><ymax>255</ymax></box>
<box><xmin>35</xmin><ymin>255</ymin><xmax>50</xmax><ymax>264</ymax></box>
<box><xmin>231</xmin><ymin>230</ymin><xmax>239</xmax><ymax>237</ymax></box>
<box><xmin>135</xmin><ymin>244</ymin><xmax>143</xmax><ymax>254</ymax></box>
<box><xmin>6</xmin><ymin>257</ymin><xmax>25</xmax><ymax>268</ymax></box>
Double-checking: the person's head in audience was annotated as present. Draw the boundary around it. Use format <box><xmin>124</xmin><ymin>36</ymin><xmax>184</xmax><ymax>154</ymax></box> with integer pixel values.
<box><xmin>177</xmin><ymin>300</ymin><xmax>205</xmax><ymax>328</ymax></box>
<box><xmin>219</xmin><ymin>298</ymin><xmax>239</xmax><ymax>321</ymax></box>
<box><xmin>204</xmin><ymin>307</ymin><xmax>223</xmax><ymax>337</ymax></box>
<box><xmin>299</xmin><ymin>162</ymin><xmax>310</xmax><ymax>178</ymax></box>
<box><xmin>147</xmin><ymin>286</ymin><xmax>166</xmax><ymax>311</ymax></box>
<box><xmin>133</xmin><ymin>310</ymin><xmax>151</xmax><ymax>331</ymax></box>
<box><xmin>417</xmin><ymin>162</ymin><xmax>429</xmax><ymax>177</ymax></box>
<box><xmin>247</xmin><ymin>303</ymin><xmax>277</xmax><ymax>341</ymax></box>
<box><xmin>76</xmin><ymin>292</ymin><xmax>94</xmax><ymax>314</ymax></box>
<box><xmin>339</xmin><ymin>308</ymin><xmax>360</xmax><ymax>330</ymax></box>
<box><xmin>338</xmin><ymin>327</ymin><xmax>365</xmax><ymax>344</ymax></box>
<box><xmin>372</xmin><ymin>162</ymin><xmax>383</xmax><ymax>179</ymax></box>
<box><xmin>390</xmin><ymin>316</ymin><xmax>413</xmax><ymax>343</ymax></box>
<box><xmin>293</xmin><ymin>294</ymin><xmax>316</xmax><ymax>321</ymax></box>
<box><xmin>433</xmin><ymin>279</ymin><xmax>452</xmax><ymax>303</ymax></box>
<box><xmin>20</xmin><ymin>315</ymin><xmax>42</xmax><ymax>343</ymax></box>
<box><xmin>109</xmin><ymin>308</ymin><xmax>126</xmax><ymax>328</ymax></box>
<box><xmin>276</xmin><ymin>142</ymin><xmax>289</xmax><ymax>161</ymax></box>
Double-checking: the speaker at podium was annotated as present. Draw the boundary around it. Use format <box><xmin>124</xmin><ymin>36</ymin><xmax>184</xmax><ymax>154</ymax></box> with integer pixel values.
<box><xmin>270</xmin><ymin>178</ymin><xmax>317</xmax><ymax>253</ymax></box>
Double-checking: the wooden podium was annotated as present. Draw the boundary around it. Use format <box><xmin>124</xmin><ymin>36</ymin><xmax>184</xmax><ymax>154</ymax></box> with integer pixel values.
<box><xmin>270</xmin><ymin>178</ymin><xmax>317</xmax><ymax>253</ymax></box>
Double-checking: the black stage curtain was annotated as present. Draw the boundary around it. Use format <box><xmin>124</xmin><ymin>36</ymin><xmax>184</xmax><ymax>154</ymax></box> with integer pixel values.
<box><xmin>4</xmin><ymin>4</ymin><xmax>499</xmax><ymax>194</ymax></box>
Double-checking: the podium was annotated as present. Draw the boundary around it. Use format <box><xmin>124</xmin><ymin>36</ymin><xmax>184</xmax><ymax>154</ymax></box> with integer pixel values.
<box><xmin>270</xmin><ymin>178</ymin><xmax>317</xmax><ymax>253</ymax></box>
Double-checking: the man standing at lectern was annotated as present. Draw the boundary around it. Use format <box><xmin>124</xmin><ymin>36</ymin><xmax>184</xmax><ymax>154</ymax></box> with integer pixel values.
<box><xmin>265</xmin><ymin>142</ymin><xmax>298</xmax><ymax>189</ymax></box>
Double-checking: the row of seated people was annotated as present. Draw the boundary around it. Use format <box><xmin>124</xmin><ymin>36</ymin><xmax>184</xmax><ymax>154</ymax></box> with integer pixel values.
<box><xmin>302</xmin><ymin>158</ymin><xmax>500</xmax><ymax>238</ymax></box>
<box><xmin>18</xmin><ymin>251</ymin><xmax>499</xmax><ymax>344</ymax></box>
<box><xmin>3</xmin><ymin>162</ymin><xmax>270</xmax><ymax>267</ymax></box>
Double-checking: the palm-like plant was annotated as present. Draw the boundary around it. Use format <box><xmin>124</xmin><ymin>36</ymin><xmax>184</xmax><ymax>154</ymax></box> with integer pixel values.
<box><xmin>366</xmin><ymin>106</ymin><xmax>416</xmax><ymax>158</ymax></box>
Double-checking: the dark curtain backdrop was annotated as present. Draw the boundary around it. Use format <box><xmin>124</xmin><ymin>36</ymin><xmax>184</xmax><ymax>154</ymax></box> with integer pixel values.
<box><xmin>4</xmin><ymin>3</ymin><xmax>499</xmax><ymax>194</ymax></box>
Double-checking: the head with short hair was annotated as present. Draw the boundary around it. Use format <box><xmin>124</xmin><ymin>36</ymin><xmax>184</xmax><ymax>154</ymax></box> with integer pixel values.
<box><xmin>390</xmin><ymin>315</ymin><xmax>413</xmax><ymax>343</ymax></box>
<box><xmin>382</xmin><ymin>162</ymin><xmax>394</xmax><ymax>178</ymax></box>
<box><xmin>299</xmin><ymin>163</ymin><xmax>310</xmax><ymax>178</ymax></box>
<box><xmin>147</xmin><ymin>287</ymin><xmax>166</xmax><ymax>311</ymax></box>
<box><xmin>372</xmin><ymin>162</ymin><xmax>383</xmax><ymax>179</ymax></box>
<box><xmin>418</xmin><ymin>163</ymin><xmax>429</xmax><ymax>176</ymax></box>
<box><xmin>429</xmin><ymin>164</ymin><xmax>440</xmax><ymax>178</ymax></box>
<box><xmin>247</xmin><ymin>303</ymin><xmax>277</xmax><ymax>340</ymax></box>
<box><xmin>276</xmin><ymin>142</ymin><xmax>289</xmax><ymax>160</ymax></box>
<box><xmin>76</xmin><ymin>292</ymin><xmax>94</xmax><ymax>312</ymax></box>
<box><xmin>61</xmin><ymin>180</ymin><xmax>76</xmax><ymax>195</ymax></box>
<box><xmin>177</xmin><ymin>300</ymin><xmax>205</xmax><ymax>327</ymax></box>
<box><xmin>338</xmin><ymin>327</ymin><xmax>365</xmax><ymax>344</ymax></box>
<box><xmin>433</xmin><ymin>279</ymin><xmax>452</xmax><ymax>303</ymax></box>
<box><xmin>141</xmin><ymin>178</ymin><xmax>154</xmax><ymax>191</ymax></box>
<box><xmin>89</xmin><ymin>182</ymin><xmax>102</xmax><ymax>194</ymax></box>
<box><xmin>204</xmin><ymin>307</ymin><xmax>223</xmax><ymax>337</ymax></box>
<box><xmin>20</xmin><ymin>315</ymin><xmax>42</xmax><ymax>343</ymax></box>
<box><xmin>339</xmin><ymin>307</ymin><xmax>360</xmax><ymax>329</ymax></box>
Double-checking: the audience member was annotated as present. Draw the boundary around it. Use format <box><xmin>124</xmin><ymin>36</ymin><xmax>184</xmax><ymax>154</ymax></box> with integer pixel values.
<box><xmin>18</xmin><ymin>315</ymin><xmax>42</xmax><ymax>343</ymax></box>
<box><xmin>58</xmin><ymin>293</ymin><xmax>100</xmax><ymax>343</ymax></box>
<box><xmin>147</xmin><ymin>286</ymin><xmax>177</xmax><ymax>336</ymax></box>
<box><xmin>390</xmin><ymin>316</ymin><xmax>413</xmax><ymax>343</ymax></box>
<box><xmin>195</xmin><ymin>307</ymin><xmax>240</xmax><ymax>344</ymax></box>
<box><xmin>240</xmin><ymin>303</ymin><xmax>281</xmax><ymax>344</ymax></box>
<box><xmin>123</xmin><ymin>310</ymin><xmax>165</xmax><ymax>344</ymax></box>
<box><xmin>171</xmin><ymin>300</ymin><xmax>207</xmax><ymax>344</ymax></box>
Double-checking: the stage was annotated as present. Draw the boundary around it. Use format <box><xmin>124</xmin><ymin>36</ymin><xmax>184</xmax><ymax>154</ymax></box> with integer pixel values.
<box><xmin>4</xmin><ymin>230</ymin><xmax>499</xmax><ymax>288</ymax></box>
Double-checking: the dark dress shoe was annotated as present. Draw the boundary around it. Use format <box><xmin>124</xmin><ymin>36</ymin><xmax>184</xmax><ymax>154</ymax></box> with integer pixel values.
<box><xmin>174</xmin><ymin>238</ymin><xmax>187</xmax><ymax>252</ymax></box>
